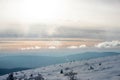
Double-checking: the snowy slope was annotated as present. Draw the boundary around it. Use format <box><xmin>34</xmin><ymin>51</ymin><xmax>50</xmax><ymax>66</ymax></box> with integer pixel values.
<box><xmin>0</xmin><ymin>55</ymin><xmax>120</xmax><ymax>80</ymax></box>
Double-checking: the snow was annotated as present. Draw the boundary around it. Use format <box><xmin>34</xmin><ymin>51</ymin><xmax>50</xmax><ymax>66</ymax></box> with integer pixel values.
<box><xmin>0</xmin><ymin>55</ymin><xmax>120</xmax><ymax>80</ymax></box>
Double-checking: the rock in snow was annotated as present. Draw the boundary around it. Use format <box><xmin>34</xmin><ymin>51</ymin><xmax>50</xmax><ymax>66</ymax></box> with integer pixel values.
<box><xmin>0</xmin><ymin>55</ymin><xmax>120</xmax><ymax>80</ymax></box>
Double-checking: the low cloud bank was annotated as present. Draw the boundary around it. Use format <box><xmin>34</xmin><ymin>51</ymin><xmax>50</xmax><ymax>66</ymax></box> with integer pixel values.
<box><xmin>48</xmin><ymin>46</ymin><xmax>56</xmax><ymax>49</ymax></box>
<box><xmin>79</xmin><ymin>45</ymin><xmax>87</xmax><ymax>48</ymax></box>
<box><xmin>67</xmin><ymin>45</ymin><xmax>87</xmax><ymax>49</ymax></box>
<box><xmin>20</xmin><ymin>46</ymin><xmax>41</xmax><ymax>50</ymax></box>
<box><xmin>67</xmin><ymin>46</ymin><xmax>78</xmax><ymax>49</ymax></box>
<box><xmin>95</xmin><ymin>41</ymin><xmax>120</xmax><ymax>48</ymax></box>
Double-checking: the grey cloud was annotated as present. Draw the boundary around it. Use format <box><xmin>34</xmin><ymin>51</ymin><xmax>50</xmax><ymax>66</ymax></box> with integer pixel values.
<box><xmin>48</xmin><ymin>26</ymin><xmax>120</xmax><ymax>40</ymax></box>
<box><xmin>0</xmin><ymin>24</ymin><xmax>120</xmax><ymax>40</ymax></box>
<box><xmin>0</xmin><ymin>28</ymin><xmax>24</xmax><ymax>38</ymax></box>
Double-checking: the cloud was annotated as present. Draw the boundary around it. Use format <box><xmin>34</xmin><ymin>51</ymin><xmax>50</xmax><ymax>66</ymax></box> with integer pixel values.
<box><xmin>34</xmin><ymin>46</ymin><xmax>41</xmax><ymax>49</ymax></box>
<box><xmin>47</xmin><ymin>27</ymin><xmax>57</xmax><ymax>36</ymax></box>
<box><xmin>67</xmin><ymin>45</ymin><xmax>87</xmax><ymax>49</ymax></box>
<box><xmin>67</xmin><ymin>46</ymin><xmax>78</xmax><ymax>49</ymax></box>
<box><xmin>0</xmin><ymin>24</ymin><xmax>120</xmax><ymax>40</ymax></box>
<box><xmin>79</xmin><ymin>45</ymin><xmax>87</xmax><ymax>48</ymax></box>
<box><xmin>51</xmin><ymin>27</ymin><xmax>120</xmax><ymax>40</ymax></box>
<box><xmin>95</xmin><ymin>40</ymin><xmax>120</xmax><ymax>48</ymax></box>
<box><xmin>20</xmin><ymin>46</ymin><xmax>41</xmax><ymax>50</ymax></box>
<box><xmin>48</xmin><ymin>46</ymin><xmax>56</xmax><ymax>49</ymax></box>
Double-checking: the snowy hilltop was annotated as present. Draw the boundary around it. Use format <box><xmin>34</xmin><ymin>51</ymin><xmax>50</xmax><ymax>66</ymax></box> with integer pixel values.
<box><xmin>0</xmin><ymin>54</ymin><xmax>120</xmax><ymax>80</ymax></box>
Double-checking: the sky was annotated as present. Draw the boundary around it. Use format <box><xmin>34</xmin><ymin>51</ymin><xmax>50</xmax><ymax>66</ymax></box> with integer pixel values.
<box><xmin>0</xmin><ymin>0</ymin><xmax>120</xmax><ymax>40</ymax></box>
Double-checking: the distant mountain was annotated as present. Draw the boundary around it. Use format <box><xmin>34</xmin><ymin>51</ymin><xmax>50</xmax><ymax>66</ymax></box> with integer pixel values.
<box><xmin>0</xmin><ymin>68</ymin><xmax>30</xmax><ymax>76</ymax></box>
<box><xmin>0</xmin><ymin>56</ymin><xmax>63</xmax><ymax>68</ymax></box>
<box><xmin>66</xmin><ymin>52</ymin><xmax>120</xmax><ymax>61</ymax></box>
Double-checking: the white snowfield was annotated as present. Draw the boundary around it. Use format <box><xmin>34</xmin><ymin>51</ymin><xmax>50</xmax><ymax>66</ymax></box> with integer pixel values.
<box><xmin>0</xmin><ymin>55</ymin><xmax>120</xmax><ymax>80</ymax></box>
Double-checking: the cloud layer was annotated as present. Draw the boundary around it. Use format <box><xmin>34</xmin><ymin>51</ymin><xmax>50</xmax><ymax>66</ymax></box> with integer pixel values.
<box><xmin>0</xmin><ymin>25</ymin><xmax>120</xmax><ymax>40</ymax></box>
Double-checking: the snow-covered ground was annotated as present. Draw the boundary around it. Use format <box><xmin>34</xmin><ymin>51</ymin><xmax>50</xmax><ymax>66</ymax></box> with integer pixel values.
<box><xmin>0</xmin><ymin>54</ymin><xmax>120</xmax><ymax>80</ymax></box>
